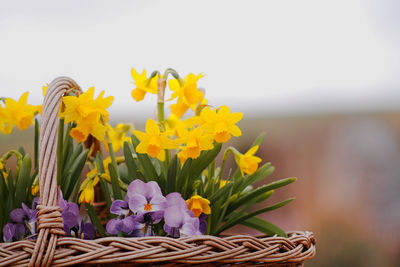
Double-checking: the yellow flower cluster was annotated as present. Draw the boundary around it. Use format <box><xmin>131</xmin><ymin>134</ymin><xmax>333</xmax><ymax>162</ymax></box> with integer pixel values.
<box><xmin>131</xmin><ymin>69</ymin><xmax>243</xmax><ymax>164</ymax></box>
<box><xmin>134</xmin><ymin>104</ymin><xmax>243</xmax><ymax>164</ymax></box>
<box><xmin>0</xmin><ymin>92</ymin><xmax>39</xmax><ymax>134</ymax></box>
<box><xmin>60</xmin><ymin>87</ymin><xmax>113</xmax><ymax>143</ymax></box>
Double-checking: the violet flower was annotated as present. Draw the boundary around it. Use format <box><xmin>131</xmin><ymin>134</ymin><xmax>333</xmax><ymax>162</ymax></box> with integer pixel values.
<box><xmin>9</xmin><ymin>197</ymin><xmax>39</xmax><ymax>236</ymax></box>
<box><xmin>59</xmin><ymin>191</ymin><xmax>79</xmax><ymax>235</ymax></box>
<box><xmin>78</xmin><ymin>220</ymin><xmax>95</xmax><ymax>239</ymax></box>
<box><xmin>106</xmin><ymin>200</ymin><xmax>142</xmax><ymax>236</ymax></box>
<box><xmin>163</xmin><ymin>193</ymin><xmax>202</xmax><ymax>237</ymax></box>
<box><xmin>2</xmin><ymin>222</ymin><xmax>25</xmax><ymax>242</ymax></box>
<box><xmin>199</xmin><ymin>214</ymin><xmax>208</xmax><ymax>234</ymax></box>
<box><xmin>127</xmin><ymin>179</ymin><xmax>166</xmax><ymax>224</ymax></box>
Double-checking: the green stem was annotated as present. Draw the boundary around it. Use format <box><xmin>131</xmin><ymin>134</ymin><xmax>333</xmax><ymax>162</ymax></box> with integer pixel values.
<box><xmin>57</xmin><ymin>119</ymin><xmax>65</xmax><ymax>185</ymax></box>
<box><xmin>1</xmin><ymin>150</ymin><xmax>23</xmax><ymax>182</ymax></box>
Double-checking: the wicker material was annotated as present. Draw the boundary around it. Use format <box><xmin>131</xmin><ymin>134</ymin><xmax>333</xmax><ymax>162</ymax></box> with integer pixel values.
<box><xmin>0</xmin><ymin>77</ymin><xmax>316</xmax><ymax>266</ymax></box>
<box><xmin>0</xmin><ymin>231</ymin><xmax>315</xmax><ymax>266</ymax></box>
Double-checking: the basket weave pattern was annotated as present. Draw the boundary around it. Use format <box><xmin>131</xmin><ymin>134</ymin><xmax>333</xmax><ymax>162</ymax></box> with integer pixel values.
<box><xmin>0</xmin><ymin>77</ymin><xmax>316</xmax><ymax>266</ymax></box>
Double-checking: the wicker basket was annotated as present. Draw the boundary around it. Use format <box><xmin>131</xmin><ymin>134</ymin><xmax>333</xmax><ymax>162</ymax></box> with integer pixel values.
<box><xmin>0</xmin><ymin>77</ymin><xmax>316</xmax><ymax>266</ymax></box>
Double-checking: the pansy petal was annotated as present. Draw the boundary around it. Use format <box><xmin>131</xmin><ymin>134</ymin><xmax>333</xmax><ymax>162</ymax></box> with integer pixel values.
<box><xmin>164</xmin><ymin>206</ymin><xmax>184</xmax><ymax>228</ymax></box>
<box><xmin>3</xmin><ymin>223</ymin><xmax>16</xmax><ymax>241</ymax></box>
<box><xmin>128</xmin><ymin>194</ymin><xmax>147</xmax><ymax>213</ymax></box>
<box><xmin>110</xmin><ymin>200</ymin><xmax>129</xmax><ymax>215</ymax></box>
<box><xmin>127</xmin><ymin>179</ymin><xmax>147</xmax><ymax>197</ymax></box>
<box><xmin>145</xmin><ymin>181</ymin><xmax>163</xmax><ymax>200</ymax></box>
<box><xmin>10</xmin><ymin>208</ymin><xmax>26</xmax><ymax>223</ymax></box>
<box><xmin>106</xmin><ymin>219</ymin><xmax>122</xmax><ymax>235</ymax></box>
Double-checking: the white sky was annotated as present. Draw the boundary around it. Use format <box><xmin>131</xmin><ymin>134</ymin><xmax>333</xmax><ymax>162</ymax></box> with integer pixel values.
<box><xmin>0</xmin><ymin>0</ymin><xmax>399</xmax><ymax>120</ymax></box>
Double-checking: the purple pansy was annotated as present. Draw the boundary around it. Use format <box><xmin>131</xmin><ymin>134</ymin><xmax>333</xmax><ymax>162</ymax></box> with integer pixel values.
<box><xmin>127</xmin><ymin>179</ymin><xmax>166</xmax><ymax>224</ymax></box>
<box><xmin>8</xmin><ymin>197</ymin><xmax>39</xmax><ymax>236</ymax></box>
<box><xmin>163</xmin><ymin>193</ymin><xmax>202</xmax><ymax>237</ymax></box>
<box><xmin>199</xmin><ymin>214</ymin><xmax>208</xmax><ymax>235</ymax></box>
<box><xmin>78</xmin><ymin>220</ymin><xmax>95</xmax><ymax>239</ymax></box>
<box><xmin>2</xmin><ymin>222</ymin><xmax>25</xmax><ymax>242</ymax></box>
<box><xmin>106</xmin><ymin>200</ymin><xmax>142</xmax><ymax>236</ymax></box>
<box><xmin>59</xmin><ymin>191</ymin><xmax>79</xmax><ymax>235</ymax></box>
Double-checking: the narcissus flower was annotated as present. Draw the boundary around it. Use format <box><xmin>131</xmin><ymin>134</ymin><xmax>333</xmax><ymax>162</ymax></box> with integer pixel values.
<box><xmin>106</xmin><ymin>123</ymin><xmax>132</xmax><ymax>152</ymax></box>
<box><xmin>0</xmin><ymin>92</ymin><xmax>37</xmax><ymax>134</ymax></box>
<box><xmin>131</xmin><ymin>68</ymin><xmax>159</xmax><ymax>101</ymax></box>
<box><xmin>201</xmin><ymin>105</ymin><xmax>243</xmax><ymax>143</ymax></box>
<box><xmin>61</xmin><ymin>87</ymin><xmax>113</xmax><ymax>142</ymax></box>
<box><xmin>168</xmin><ymin>73</ymin><xmax>205</xmax><ymax>118</ymax></box>
<box><xmin>78</xmin><ymin>176</ymin><xmax>99</xmax><ymax>205</ymax></box>
<box><xmin>133</xmin><ymin>119</ymin><xmax>178</xmax><ymax>161</ymax></box>
<box><xmin>86</xmin><ymin>156</ymin><xmax>114</xmax><ymax>183</ymax></box>
<box><xmin>69</xmin><ymin>113</ymin><xmax>108</xmax><ymax>142</ymax></box>
<box><xmin>177</xmin><ymin>126</ymin><xmax>214</xmax><ymax>163</ymax></box>
<box><xmin>61</xmin><ymin>87</ymin><xmax>113</xmax><ymax>124</ymax></box>
<box><xmin>186</xmin><ymin>195</ymin><xmax>211</xmax><ymax>218</ymax></box>
<box><xmin>235</xmin><ymin>145</ymin><xmax>262</xmax><ymax>176</ymax></box>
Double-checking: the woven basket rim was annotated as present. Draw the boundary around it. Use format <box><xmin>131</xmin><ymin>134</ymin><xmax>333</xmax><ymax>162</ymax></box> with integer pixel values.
<box><xmin>0</xmin><ymin>231</ymin><xmax>316</xmax><ymax>266</ymax></box>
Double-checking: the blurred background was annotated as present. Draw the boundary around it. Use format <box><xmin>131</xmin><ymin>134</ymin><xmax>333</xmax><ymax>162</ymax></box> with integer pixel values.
<box><xmin>1</xmin><ymin>0</ymin><xmax>399</xmax><ymax>265</ymax></box>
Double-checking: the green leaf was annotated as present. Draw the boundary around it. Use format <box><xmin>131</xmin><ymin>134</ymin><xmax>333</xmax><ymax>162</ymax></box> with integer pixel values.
<box><xmin>123</xmin><ymin>141</ymin><xmax>140</xmax><ymax>181</ymax></box>
<box><xmin>99</xmin><ymin>179</ymin><xmax>112</xmax><ymax>211</ymax></box>
<box><xmin>208</xmin><ymin>181</ymin><xmax>234</xmax><ymax>203</ymax></box>
<box><xmin>241</xmin><ymin>216</ymin><xmax>287</xmax><ymax>237</ymax></box>
<box><xmin>15</xmin><ymin>155</ymin><xmax>31</xmax><ymax>208</ymax></box>
<box><xmin>131</xmin><ymin>135</ymin><xmax>158</xmax><ymax>181</ymax></box>
<box><xmin>64</xmin><ymin>149</ymin><xmax>89</xmax><ymax>199</ymax></box>
<box><xmin>216</xmin><ymin>198</ymin><xmax>294</xmax><ymax>234</ymax></box>
<box><xmin>229</xmin><ymin>177</ymin><xmax>296</xmax><ymax>213</ymax></box>
<box><xmin>188</xmin><ymin>142</ymin><xmax>222</xmax><ymax>179</ymax></box>
<box><xmin>166</xmin><ymin>154</ymin><xmax>178</xmax><ymax>194</ymax></box>
<box><xmin>177</xmin><ymin>158</ymin><xmax>192</xmax><ymax>198</ymax></box>
<box><xmin>95</xmin><ymin>152</ymin><xmax>105</xmax><ymax>173</ymax></box>
<box><xmin>251</xmin><ymin>132</ymin><xmax>266</xmax><ymax>148</ymax></box>
<box><xmin>118</xmin><ymin>164</ymin><xmax>131</xmax><ymax>185</ymax></box>
<box><xmin>18</xmin><ymin>147</ymin><xmax>26</xmax><ymax>157</ymax></box>
<box><xmin>108</xmin><ymin>163</ymin><xmax>122</xmax><ymax>200</ymax></box>
<box><xmin>233</xmin><ymin>163</ymin><xmax>274</xmax><ymax>193</ymax></box>
<box><xmin>62</xmin><ymin>143</ymin><xmax>83</xmax><ymax>179</ymax></box>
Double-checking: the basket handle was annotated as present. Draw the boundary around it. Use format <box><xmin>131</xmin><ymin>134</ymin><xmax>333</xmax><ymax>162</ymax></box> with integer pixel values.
<box><xmin>29</xmin><ymin>77</ymin><xmax>80</xmax><ymax>267</ymax></box>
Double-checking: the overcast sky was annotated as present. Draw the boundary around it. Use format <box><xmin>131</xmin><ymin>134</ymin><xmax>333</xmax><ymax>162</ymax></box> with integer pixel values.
<box><xmin>0</xmin><ymin>0</ymin><xmax>399</xmax><ymax>120</ymax></box>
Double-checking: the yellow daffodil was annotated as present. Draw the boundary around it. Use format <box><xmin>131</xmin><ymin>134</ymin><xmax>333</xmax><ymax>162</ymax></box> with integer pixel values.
<box><xmin>106</xmin><ymin>123</ymin><xmax>132</xmax><ymax>152</ymax></box>
<box><xmin>61</xmin><ymin>88</ymin><xmax>112</xmax><ymax>142</ymax></box>
<box><xmin>86</xmin><ymin>156</ymin><xmax>115</xmax><ymax>183</ymax></box>
<box><xmin>78</xmin><ymin>176</ymin><xmax>99</xmax><ymax>205</ymax></box>
<box><xmin>0</xmin><ymin>161</ymin><xmax>8</xmax><ymax>179</ymax></box>
<box><xmin>61</xmin><ymin>87</ymin><xmax>113</xmax><ymax>125</ymax></box>
<box><xmin>186</xmin><ymin>195</ymin><xmax>211</xmax><ymax>218</ymax></box>
<box><xmin>168</xmin><ymin>73</ymin><xmax>205</xmax><ymax>118</ymax></box>
<box><xmin>0</xmin><ymin>92</ymin><xmax>37</xmax><ymax>134</ymax></box>
<box><xmin>133</xmin><ymin>119</ymin><xmax>178</xmax><ymax>161</ymax></box>
<box><xmin>177</xmin><ymin>126</ymin><xmax>214</xmax><ymax>163</ymax></box>
<box><xmin>201</xmin><ymin>105</ymin><xmax>243</xmax><ymax>143</ymax></box>
<box><xmin>69</xmin><ymin>113</ymin><xmax>108</xmax><ymax>142</ymax></box>
<box><xmin>31</xmin><ymin>184</ymin><xmax>39</xmax><ymax>196</ymax></box>
<box><xmin>218</xmin><ymin>179</ymin><xmax>230</xmax><ymax>189</ymax></box>
<box><xmin>130</xmin><ymin>68</ymin><xmax>159</xmax><ymax>101</ymax></box>
<box><xmin>235</xmin><ymin>145</ymin><xmax>262</xmax><ymax>176</ymax></box>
